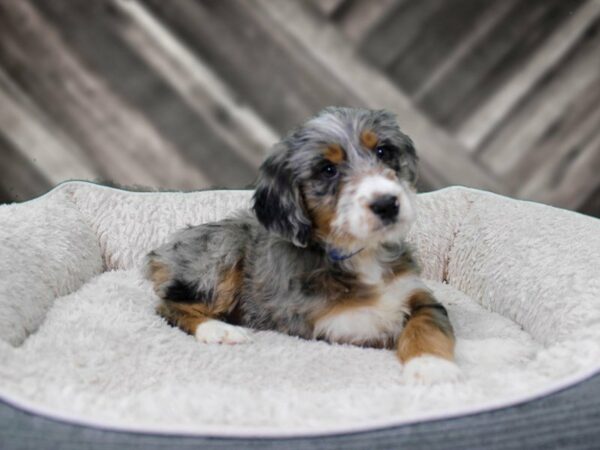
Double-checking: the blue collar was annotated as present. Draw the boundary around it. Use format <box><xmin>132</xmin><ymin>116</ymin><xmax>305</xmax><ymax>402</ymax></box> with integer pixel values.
<box><xmin>327</xmin><ymin>247</ymin><xmax>364</xmax><ymax>262</ymax></box>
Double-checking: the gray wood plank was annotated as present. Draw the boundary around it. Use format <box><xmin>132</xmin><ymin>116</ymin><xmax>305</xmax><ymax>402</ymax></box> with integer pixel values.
<box><xmin>412</xmin><ymin>0</ymin><xmax>516</xmax><ymax>108</ymax></box>
<box><xmin>503</xmin><ymin>63</ymin><xmax>600</xmax><ymax>192</ymax></box>
<box><xmin>257</xmin><ymin>0</ymin><xmax>507</xmax><ymax>193</ymax></box>
<box><xmin>31</xmin><ymin>0</ymin><xmax>257</xmax><ymax>189</ymax></box>
<box><xmin>523</xmin><ymin>129</ymin><xmax>600</xmax><ymax>209</ymax></box>
<box><xmin>0</xmin><ymin>0</ymin><xmax>210</xmax><ymax>191</ymax></box>
<box><xmin>306</xmin><ymin>0</ymin><xmax>349</xmax><ymax>17</ymax></box>
<box><xmin>479</xmin><ymin>20</ymin><xmax>600</xmax><ymax>182</ymax></box>
<box><xmin>359</xmin><ymin>0</ymin><xmax>444</xmax><ymax>69</ymax></box>
<box><xmin>334</xmin><ymin>0</ymin><xmax>400</xmax><ymax>44</ymax></box>
<box><xmin>516</xmin><ymin>100</ymin><xmax>600</xmax><ymax>207</ymax></box>
<box><xmin>0</xmin><ymin>131</ymin><xmax>51</xmax><ymax>204</ymax></box>
<box><xmin>387</xmin><ymin>0</ymin><xmax>491</xmax><ymax>95</ymax></box>
<box><xmin>579</xmin><ymin>184</ymin><xmax>600</xmax><ymax>219</ymax></box>
<box><xmin>0</xmin><ymin>68</ymin><xmax>98</xmax><ymax>184</ymax></box>
<box><xmin>142</xmin><ymin>0</ymin><xmax>360</xmax><ymax>134</ymax></box>
<box><xmin>113</xmin><ymin>0</ymin><xmax>277</xmax><ymax>169</ymax></box>
<box><xmin>417</xmin><ymin>0</ymin><xmax>583</xmax><ymax>130</ymax></box>
<box><xmin>458</xmin><ymin>0</ymin><xmax>600</xmax><ymax>151</ymax></box>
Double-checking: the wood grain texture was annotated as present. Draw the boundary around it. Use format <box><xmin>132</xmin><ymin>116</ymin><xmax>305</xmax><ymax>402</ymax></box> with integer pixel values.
<box><xmin>0</xmin><ymin>0</ymin><xmax>210</xmax><ymax>190</ymax></box>
<box><xmin>0</xmin><ymin>0</ymin><xmax>597</xmax><ymax>218</ymax></box>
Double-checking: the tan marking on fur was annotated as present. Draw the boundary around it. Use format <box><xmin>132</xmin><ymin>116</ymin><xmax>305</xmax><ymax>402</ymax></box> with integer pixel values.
<box><xmin>314</xmin><ymin>294</ymin><xmax>378</xmax><ymax>323</ymax></box>
<box><xmin>148</xmin><ymin>259</ymin><xmax>171</xmax><ymax>292</ymax></box>
<box><xmin>304</xmin><ymin>178</ymin><xmax>350</xmax><ymax>246</ymax></box>
<box><xmin>397</xmin><ymin>291</ymin><xmax>455</xmax><ymax>362</ymax></box>
<box><xmin>213</xmin><ymin>260</ymin><xmax>244</xmax><ymax>314</ymax></box>
<box><xmin>324</xmin><ymin>143</ymin><xmax>345</xmax><ymax>163</ymax></box>
<box><xmin>311</xmin><ymin>204</ymin><xmax>335</xmax><ymax>239</ymax></box>
<box><xmin>360</xmin><ymin>130</ymin><xmax>378</xmax><ymax>150</ymax></box>
<box><xmin>157</xmin><ymin>302</ymin><xmax>211</xmax><ymax>335</ymax></box>
<box><xmin>157</xmin><ymin>260</ymin><xmax>244</xmax><ymax>335</ymax></box>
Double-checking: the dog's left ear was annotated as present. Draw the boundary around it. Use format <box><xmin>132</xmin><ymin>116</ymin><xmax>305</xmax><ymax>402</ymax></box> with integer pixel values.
<box><xmin>252</xmin><ymin>146</ymin><xmax>312</xmax><ymax>247</ymax></box>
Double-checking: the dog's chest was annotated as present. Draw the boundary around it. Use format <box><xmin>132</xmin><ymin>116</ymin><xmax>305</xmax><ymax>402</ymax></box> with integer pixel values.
<box><xmin>312</xmin><ymin>261</ymin><xmax>423</xmax><ymax>345</ymax></box>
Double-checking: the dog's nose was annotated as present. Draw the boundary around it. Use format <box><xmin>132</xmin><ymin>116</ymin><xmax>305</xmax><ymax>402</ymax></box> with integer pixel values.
<box><xmin>369</xmin><ymin>195</ymin><xmax>399</xmax><ymax>224</ymax></box>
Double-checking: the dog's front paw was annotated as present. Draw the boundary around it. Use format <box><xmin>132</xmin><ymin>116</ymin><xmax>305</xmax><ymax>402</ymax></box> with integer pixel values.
<box><xmin>195</xmin><ymin>320</ymin><xmax>252</xmax><ymax>345</ymax></box>
<box><xmin>402</xmin><ymin>355</ymin><xmax>462</xmax><ymax>385</ymax></box>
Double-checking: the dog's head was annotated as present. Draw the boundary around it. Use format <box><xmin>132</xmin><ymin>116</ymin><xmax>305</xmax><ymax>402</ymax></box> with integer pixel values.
<box><xmin>253</xmin><ymin>107</ymin><xmax>418</xmax><ymax>252</ymax></box>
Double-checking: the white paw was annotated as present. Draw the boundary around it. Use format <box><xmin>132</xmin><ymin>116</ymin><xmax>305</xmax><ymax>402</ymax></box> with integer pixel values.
<box><xmin>195</xmin><ymin>320</ymin><xmax>252</xmax><ymax>345</ymax></box>
<box><xmin>403</xmin><ymin>355</ymin><xmax>462</xmax><ymax>385</ymax></box>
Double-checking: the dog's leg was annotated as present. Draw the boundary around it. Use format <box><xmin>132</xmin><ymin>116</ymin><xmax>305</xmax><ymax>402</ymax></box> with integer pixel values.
<box><xmin>148</xmin><ymin>257</ymin><xmax>251</xmax><ymax>344</ymax></box>
<box><xmin>397</xmin><ymin>290</ymin><xmax>461</xmax><ymax>384</ymax></box>
<box><xmin>157</xmin><ymin>302</ymin><xmax>251</xmax><ymax>344</ymax></box>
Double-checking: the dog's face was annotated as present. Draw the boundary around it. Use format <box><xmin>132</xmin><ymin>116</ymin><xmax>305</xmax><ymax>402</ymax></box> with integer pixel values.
<box><xmin>253</xmin><ymin>107</ymin><xmax>418</xmax><ymax>251</ymax></box>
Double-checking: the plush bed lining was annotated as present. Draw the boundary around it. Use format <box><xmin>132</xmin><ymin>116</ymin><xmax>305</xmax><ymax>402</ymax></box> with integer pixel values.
<box><xmin>1</xmin><ymin>182</ymin><xmax>599</xmax><ymax>437</ymax></box>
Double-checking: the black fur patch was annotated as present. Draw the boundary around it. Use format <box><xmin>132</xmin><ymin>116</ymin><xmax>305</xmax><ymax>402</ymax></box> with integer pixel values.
<box><xmin>165</xmin><ymin>279</ymin><xmax>213</xmax><ymax>304</ymax></box>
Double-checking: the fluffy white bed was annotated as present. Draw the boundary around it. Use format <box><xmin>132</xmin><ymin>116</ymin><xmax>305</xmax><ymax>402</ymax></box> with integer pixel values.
<box><xmin>1</xmin><ymin>182</ymin><xmax>599</xmax><ymax>437</ymax></box>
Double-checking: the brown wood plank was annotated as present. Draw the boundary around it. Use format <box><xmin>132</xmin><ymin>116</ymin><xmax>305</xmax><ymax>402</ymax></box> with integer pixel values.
<box><xmin>142</xmin><ymin>0</ymin><xmax>360</xmax><ymax>135</ymax></box>
<box><xmin>479</xmin><ymin>19</ymin><xmax>600</xmax><ymax>182</ymax></box>
<box><xmin>30</xmin><ymin>0</ymin><xmax>257</xmax><ymax>188</ymax></box>
<box><xmin>0</xmin><ymin>0</ymin><xmax>210</xmax><ymax>191</ymax></box>
<box><xmin>459</xmin><ymin>0</ymin><xmax>600</xmax><ymax>151</ymax></box>
<box><xmin>417</xmin><ymin>0</ymin><xmax>584</xmax><ymax>130</ymax></box>
<box><xmin>256</xmin><ymin>0</ymin><xmax>507</xmax><ymax>194</ymax></box>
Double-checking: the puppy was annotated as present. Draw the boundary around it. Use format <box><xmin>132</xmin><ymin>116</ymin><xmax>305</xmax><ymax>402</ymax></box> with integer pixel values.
<box><xmin>145</xmin><ymin>107</ymin><xmax>460</xmax><ymax>383</ymax></box>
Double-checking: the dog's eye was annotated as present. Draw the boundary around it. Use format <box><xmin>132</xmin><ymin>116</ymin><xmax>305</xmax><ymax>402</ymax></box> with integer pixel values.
<box><xmin>321</xmin><ymin>163</ymin><xmax>338</xmax><ymax>178</ymax></box>
<box><xmin>375</xmin><ymin>145</ymin><xmax>395</xmax><ymax>162</ymax></box>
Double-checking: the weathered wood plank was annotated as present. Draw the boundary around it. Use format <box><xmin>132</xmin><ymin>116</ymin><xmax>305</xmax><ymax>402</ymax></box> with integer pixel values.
<box><xmin>0</xmin><ymin>0</ymin><xmax>210</xmax><ymax>190</ymax></box>
<box><xmin>516</xmin><ymin>98</ymin><xmax>600</xmax><ymax>207</ymax></box>
<box><xmin>256</xmin><ymin>0</ymin><xmax>507</xmax><ymax>193</ymax></box>
<box><xmin>359</xmin><ymin>0</ymin><xmax>444</xmax><ymax>70</ymax></box>
<box><xmin>579</xmin><ymin>184</ymin><xmax>600</xmax><ymax>218</ymax></box>
<box><xmin>387</xmin><ymin>0</ymin><xmax>492</xmax><ymax>95</ymax></box>
<box><xmin>112</xmin><ymin>0</ymin><xmax>278</xmax><ymax>168</ymax></box>
<box><xmin>458</xmin><ymin>0</ymin><xmax>600</xmax><ymax>151</ymax></box>
<box><xmin>521</xmin><ymin>130</ymin><xmax>600</xmax><ymax>209</ymax></box>
<box><xmin>31</xmin><ymin>0</ymin><xmax>257</xmax><ymax>188</ymax></box>
<box><xmin>306</xmin><ymin>0</ymin><xmax>349</xmax><ymax>17</ymax></box>
<box><xmin>500</xmin><ymin>59</ymin><xmax>600</xmax><ymax>190</ymax></box>
<box><xmin>479</xmin><ymin>20</ymin><xmax>600</xmax><ymax>181</ymax></box>
<box><xmin>333</xmin><ymin>0</ymin><xmax>400</xmax><ymax>44</ymax></box>
<box><xmin>0</xmin><ymin>131</ymin><xmax>51</xmax><ymax>204</ymax></box>
<box><xmin>413</xmin><ymin>0</ymin><xmax>516</xmax><ymax>103</ymax></box>
<box><xmin>0</xmin><ymin>68</ymin><xmax>98</xmax><ymax>184</ymax></box>
<box><xmin>142</xmin><ymin>0</ymin><xmax>359</xmax><ymax>134</ymax></box>
<box><xmin>417</xmin><ymin>0</ymin><xmax>582</xmax><ymax>130</ymax></box>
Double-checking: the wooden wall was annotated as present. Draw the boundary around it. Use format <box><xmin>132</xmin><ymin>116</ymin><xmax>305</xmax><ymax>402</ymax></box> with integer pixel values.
<box><xmin>0</xmin><ymin>0</ymin><xmax>599</xmax><ymax>217</ymax></box>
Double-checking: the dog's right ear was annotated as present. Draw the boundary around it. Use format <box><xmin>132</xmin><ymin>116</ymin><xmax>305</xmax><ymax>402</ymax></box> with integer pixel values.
<box><xmin>252</xmin><ymin>145</ymin><xmax>312</xmax><ymax>247</ymax></box>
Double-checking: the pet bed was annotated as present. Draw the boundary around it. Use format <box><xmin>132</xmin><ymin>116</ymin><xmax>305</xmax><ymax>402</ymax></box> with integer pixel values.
<box><xmin>1</xmin><ymin>181</ymin><xmax>599</xmax><ymax>449</ymax></box>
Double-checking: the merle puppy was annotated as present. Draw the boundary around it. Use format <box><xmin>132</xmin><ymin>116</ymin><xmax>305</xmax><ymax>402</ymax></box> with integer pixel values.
<box><xmin>145</xmin><ymin>107</ymin><xmax>460</xmax><ymax>384</ymax></box>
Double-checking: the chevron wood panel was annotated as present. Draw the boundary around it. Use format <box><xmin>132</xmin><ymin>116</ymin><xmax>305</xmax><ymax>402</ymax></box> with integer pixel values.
<box><xmin>0</xmin><ymin>0</ymin><xmax>598</xmax><ymax>218</ymax></box>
